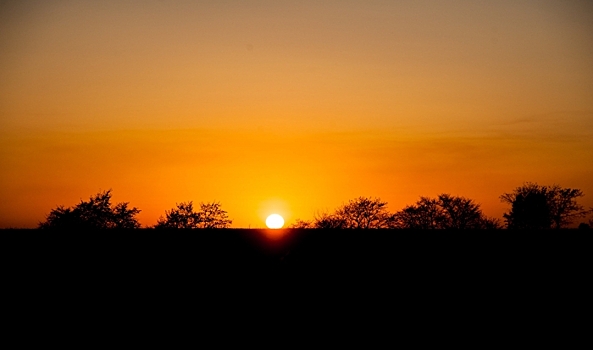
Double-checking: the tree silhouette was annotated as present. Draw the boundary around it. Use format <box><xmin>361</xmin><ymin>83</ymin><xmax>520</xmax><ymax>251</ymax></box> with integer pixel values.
<box><xmin>155</xmin><ymin>202</ymin><xmax>200</xmax><ymax>229</ymax></box>
<box><xmin>38</xmin><ymin>190</ymin><xmax>141</xmax><ymax>229</ymax></box>
<box><xmin>479</xmin><ymin>216</ymin><xmax>503</xmax><ymax>230</ymax></box>
<box><xmin>500</xmin><ymin>183</ymin><xmax>551</xmax><ymax>229</ymax></box>
<box><xmin>334</xmin><ymin>197</ymin><xmax>394</xmax><ymax>229</ymax></box>
<box><xmin>313</xmin><ymin>211</ymin><xmax>348</xmax><ymax>229</ymax></box>
<box><xmin>438</xmin><ymin>194</ymin><xmax>485</xmax><ymax>229</ymax></box>
<box><xmin>155</xmin><ymin>201</ymin><xmax>232</xmax><ymax>229</ymax></box>
<box><xmin>548</xmin><ymin>186</ymin><xmax>589</xmax><ymax>229</ymax></box>
<box><xmin>501</xmin><ymin>183</ymin><xmax>589</xmax><ymax>229</ymax></box>
<box><xmin>39</xmin><ymin>206</ymin><xmax>80</xmax><ymax>229</ymax></box>
<box><xmin>393</xmin><ymin>194</ymin><xmax>498</xmax><ymax>229</ymax></box>
<box><xmin>111</xmin><ymin>202</ymin><xmax>143</xmax><ymax>229</ymax></box>
<box><xmin>292</xmin><ymin>195</ymin><xmax>500</xmax><ymax>230</ymax></box>
<box><xmin>197</xmin><ymin>202</ymin><xmax>232</xmax><ymax>228</ymax></box>
<box><xmin>301</xmin><ymin>197</ymin><xmax>393</xmax><ymax>229</ymax></box>
<box><xmin>392</xmin><ymin>197</ymin><xmax>444</xmax><ymax>229</ymax></box>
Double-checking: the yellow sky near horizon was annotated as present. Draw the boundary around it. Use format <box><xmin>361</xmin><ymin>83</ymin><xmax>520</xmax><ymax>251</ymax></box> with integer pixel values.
<box><xmin>1</xmin><ymin>0</ymin><xmax>592</xmax><ymax>228</ymax></box>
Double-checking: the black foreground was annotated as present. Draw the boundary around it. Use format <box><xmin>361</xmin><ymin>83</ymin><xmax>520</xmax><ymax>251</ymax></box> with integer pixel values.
<box><xmin>4</xmin><ymin>228</ymin><xmax>590</xmax><ymax>281</ymax></box>
<box><xmin>3</xmin><ymin>228</ymin><xmax>591</xmax><ymax>338</ymax></box>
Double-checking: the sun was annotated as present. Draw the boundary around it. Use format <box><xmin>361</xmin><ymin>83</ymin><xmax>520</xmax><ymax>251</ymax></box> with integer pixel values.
<box><xmin>266</xmin><ymin>214</ymin><xmax>285</xmax><ymax>229</ymax></box>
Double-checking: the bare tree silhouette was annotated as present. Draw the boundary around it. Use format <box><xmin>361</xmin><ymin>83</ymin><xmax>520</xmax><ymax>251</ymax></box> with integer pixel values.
<box><xmin>38</xmin><ymin>190</ymin><xmax>141</xmax><ymax>229</ymax></box>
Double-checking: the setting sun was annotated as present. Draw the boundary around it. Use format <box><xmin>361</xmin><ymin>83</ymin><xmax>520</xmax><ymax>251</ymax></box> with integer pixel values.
<box><xmin>266</xmin><ymin>214</ymin><xmax>285</xmax><ymax>229</ymax></box>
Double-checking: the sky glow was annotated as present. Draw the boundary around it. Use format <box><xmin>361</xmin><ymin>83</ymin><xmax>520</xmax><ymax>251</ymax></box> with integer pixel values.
<box><xmin>1</xmin><ymin>1</ymin><xmax>592</xmax><ymax>228</ymax></box>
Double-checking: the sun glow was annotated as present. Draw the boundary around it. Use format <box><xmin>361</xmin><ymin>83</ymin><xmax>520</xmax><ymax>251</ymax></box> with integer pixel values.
<box><xmin>266</xmin><ymin>214</ymin><xmax>285</xmax><ymax>229</ymax></box>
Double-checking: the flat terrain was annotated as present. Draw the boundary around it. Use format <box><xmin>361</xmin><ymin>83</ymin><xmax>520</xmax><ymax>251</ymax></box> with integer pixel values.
<box><xmin>4</xmin><ymin>228</ymin><xmax>590</xmax><ymax>278</ymax></box>
<box><xmin>3</xmin><ymin>228</ymin><xmax>591</xmax><ymax>331</ymax></box>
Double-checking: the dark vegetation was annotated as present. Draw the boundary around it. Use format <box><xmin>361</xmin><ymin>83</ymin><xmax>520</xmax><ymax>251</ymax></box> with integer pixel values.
<box><xmin>18</xmin><ymin>182</ymin><xmax>591</xmax><ymax>293</ymax></box>
<box><xmin>38</xmin><ymin>190</ymin><xmax>141</xmax><ymax>230</ymax></box>
<box><xmin>154</xmin><ymin>201</ymin><xmax>232</xmax><ymax>229</ymax></box>
<box><xmin>500</xmin><ymin>183</ymin><xmax>590</xmax><ymax>229</ymax></box>
<box><xmin>37</xmin><ymin>182</ymin><xmax>592</xmax><ymax>230</ymax></box>
<box><xmin>8</xmin><ymin>185</ymin><xmax>593</xmax><ymax>319</ymax></box>
<box><xmin>293</xmin><ymin>194</ymin><xmax>501</xmax><ymax>229</ymax></box>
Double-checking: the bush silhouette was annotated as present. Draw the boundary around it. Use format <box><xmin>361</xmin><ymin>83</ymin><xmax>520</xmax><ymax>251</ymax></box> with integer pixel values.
<box><xmin>155</xmin><ymin>201</ymin><xmax>232</xmax><ymax>229</ymax></box>
<box><xmin>289</xmin><ymin>218</ymin><xmax>314</xmax><ymax>229</ymax></box>
<box><xmin>292</xmin><ymin>195</ymin><xmax>500</xmax><ymax>230</ymax></box>
<box><xmin>392</xmin><ymin>194</ymin><xmax>500</xmax><ymax>229</ymax></box>
<box><xmin>38</xmin><ymin>190</ymin><xmax>141</xmax><ymax>229</ymax></box>
<box><xmin>292</xmin><ymin>197</ymin><xmax>393</xmax><ymax>229</ymax></box>
<box><xmin>335</xmin><ymin>197</ymin><xmax>394</xmax><ymax>229</ymax></box>
<box><xmin>500</xmin><ymin>183</ymin><xmax>589</xmax><ymax>229</ymax></box>
<box><xmin>393</xmin><ymin>197</ymin><xmax>443</xmax><ymax>229</ymax></box>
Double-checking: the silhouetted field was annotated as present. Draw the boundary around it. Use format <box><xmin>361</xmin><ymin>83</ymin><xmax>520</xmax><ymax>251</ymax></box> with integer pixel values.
<box><xmin>3</xmin><ymin>228</ymin><xmax>590</xmax><ymax>280</ymax></box>
<box><xmin>3</xmin><ymin>228</ymin><xmax>590</xmax><ymax>326</ymax></box>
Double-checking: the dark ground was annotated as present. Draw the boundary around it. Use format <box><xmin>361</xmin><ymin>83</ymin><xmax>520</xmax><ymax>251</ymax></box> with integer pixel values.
<box><xmin>3</xmin><ymin>228</ymin><xmax>591</xmax><ymax>335</ymax></box>
<box><xmin>3</xmin><ymin>228</ymin><xmax>590</xmax><ymax>286</ymax></box>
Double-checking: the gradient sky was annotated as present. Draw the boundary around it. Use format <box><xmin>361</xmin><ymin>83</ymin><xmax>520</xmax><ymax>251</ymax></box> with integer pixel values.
<box><xmin>1</xmin><ymin>0</ymin><xmax>592</xmax><ymax>228</ymax></box>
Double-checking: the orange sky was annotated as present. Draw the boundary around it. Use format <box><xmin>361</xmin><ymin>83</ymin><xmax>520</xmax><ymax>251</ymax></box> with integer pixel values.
<box><xmin>1</xmin><ymin>1</ymin><xmax>592</xmax><ymax>228</ymax></box>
